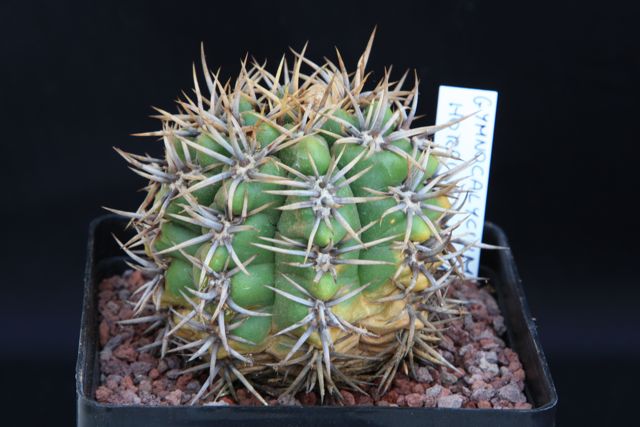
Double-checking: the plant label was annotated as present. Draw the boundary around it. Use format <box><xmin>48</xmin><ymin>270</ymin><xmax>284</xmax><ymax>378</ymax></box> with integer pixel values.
<box><xmin>434</xmin><ymin>85</ymin><xmax>498</xmax><ymax>277</ymax></box>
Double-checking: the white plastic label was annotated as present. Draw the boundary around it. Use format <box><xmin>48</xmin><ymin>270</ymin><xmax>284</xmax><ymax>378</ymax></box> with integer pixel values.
<box><xmin>434</xmin><ymin>85</ymin><xmax>498</xmax><ymax>277</ymax></box>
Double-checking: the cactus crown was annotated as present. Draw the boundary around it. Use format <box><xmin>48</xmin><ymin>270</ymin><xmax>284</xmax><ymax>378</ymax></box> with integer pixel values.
<box><xmin>111</xmin><ymin>31</ymin><xmax>477</xmax><ymax>405</ymax></box>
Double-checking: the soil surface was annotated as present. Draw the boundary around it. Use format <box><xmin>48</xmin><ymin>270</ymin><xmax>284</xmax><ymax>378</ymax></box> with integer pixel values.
<box><xmin>95</xmin><ymin>270</ymin><xmax>531</xmax><ymax>409</ymax></box>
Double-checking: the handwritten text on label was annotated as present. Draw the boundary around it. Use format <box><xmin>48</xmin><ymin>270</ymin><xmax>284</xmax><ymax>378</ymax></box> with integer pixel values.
<box><xmin>433</xmin><ymin>86</ymin><xmax>498</xmax><ymax>277</ymax></box>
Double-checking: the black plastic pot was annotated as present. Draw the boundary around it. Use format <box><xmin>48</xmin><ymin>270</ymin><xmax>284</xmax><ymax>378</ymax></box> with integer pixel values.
<box><xmin>76</xmin><ymin>215</ymin><xmax>557</xmax><ymax>426</ymax></box>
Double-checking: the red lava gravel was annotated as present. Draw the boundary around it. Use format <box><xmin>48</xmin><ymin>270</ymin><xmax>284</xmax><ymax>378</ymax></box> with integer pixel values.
<box><xmin>95</xmin><ymin>270</ymin><xmax>532</xmax><ymax>409</ymax></box>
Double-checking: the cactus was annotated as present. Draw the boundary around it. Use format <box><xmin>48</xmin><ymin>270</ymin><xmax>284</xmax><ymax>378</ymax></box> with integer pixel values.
<box><xmin>110</xmin><ymin>31</ymin><xmax>479</xmax><ymax>405</ymax></box>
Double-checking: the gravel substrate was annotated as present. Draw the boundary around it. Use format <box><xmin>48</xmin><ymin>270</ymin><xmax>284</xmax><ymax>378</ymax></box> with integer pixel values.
<box><xmin>95</xmin><ymin>270</ymin><xmax>531</xmax><ymax>409</ymax></box>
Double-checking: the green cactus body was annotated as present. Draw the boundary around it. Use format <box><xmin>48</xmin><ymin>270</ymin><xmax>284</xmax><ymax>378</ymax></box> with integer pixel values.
<box><xmin>112</xmin><ymin>32</ymin><xmax>475</xmax><ymax>405</ymax></box>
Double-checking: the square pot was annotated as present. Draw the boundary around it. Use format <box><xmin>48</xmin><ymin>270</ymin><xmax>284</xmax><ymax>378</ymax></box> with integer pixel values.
<box><xmin>76</xmin><ymin>215</ymin><xmax>557</xmax><ymax>426</ymax></box>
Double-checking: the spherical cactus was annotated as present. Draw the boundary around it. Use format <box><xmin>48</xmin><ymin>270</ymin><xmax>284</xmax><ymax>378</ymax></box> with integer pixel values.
<box><xmin>110</xmin><ymin>31</ymin><xmax>477</xmax><ymax>405</ymax></box>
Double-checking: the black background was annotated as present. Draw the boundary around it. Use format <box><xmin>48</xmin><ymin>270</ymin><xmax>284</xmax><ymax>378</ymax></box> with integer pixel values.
<box><xmin>1</xmin><ymin>0</ymin><xmax>637</xmax><ymax>425</ymax></box>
